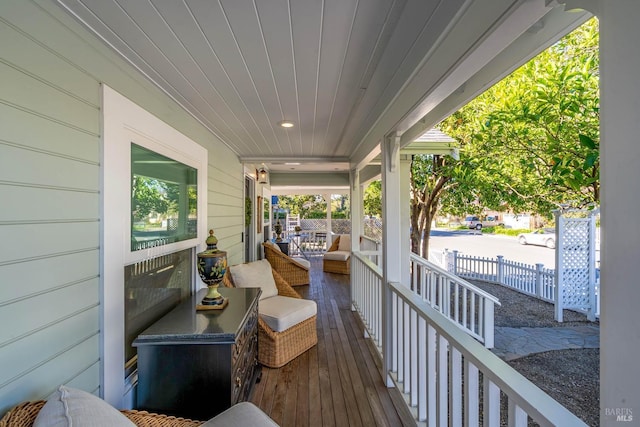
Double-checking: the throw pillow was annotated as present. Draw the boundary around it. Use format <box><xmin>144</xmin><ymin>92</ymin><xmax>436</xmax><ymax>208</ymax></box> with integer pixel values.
<box><xmin>338</xmin><ymin>234</ymin><xmax>351</xmax><ymax>251</ymax></box>
<box><xmin>34</xmin><ymin>385</ymin><xmax>135</xmax><ymax>427</ymax></box>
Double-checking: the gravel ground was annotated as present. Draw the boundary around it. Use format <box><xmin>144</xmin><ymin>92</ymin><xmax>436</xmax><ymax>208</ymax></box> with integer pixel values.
<box><xmin>469</xmin><ymin>280</ymin><xmax>600</xmax><ymax>426</ymax></box>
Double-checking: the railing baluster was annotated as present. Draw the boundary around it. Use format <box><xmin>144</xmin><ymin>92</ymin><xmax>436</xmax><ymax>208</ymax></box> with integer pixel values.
<box><xmin>397</xmin><ymin>297</ymin><xmax>403</xmax><ymax>380</ymax></box>
<box><xmin>450</xmin><ymin>347</ymin><xmax>462</xmax><ymax>427</ymax></box>
<box><xmin>403</xmin><ymin>302</ymin><xmax>410</xmax><ymax>393</ymax></box>
<box><xmin>437</xmin><ymin>334</ymin><xmax>448</xmax><ymax>426</ymax></box>
<box><xmin>418</xmin><ymin>316</ymin><xmax>427</xmax><ymax>421</ymax></box>
<box><xmin>464</xmin><ymin>359</ymin><xmax>479</xmax><ymax>427</ymax></box>
<box><xmin>484</xmin><ymin>378</ymin><xmax>500</xmax><ymax>427</ymax></box>
<box><xmin>454</xmin><ymin>282</ymin><xmax>460</xmax><ymax>324</ymax></box>
<box><xmin>462</xmin><ymin>287</ymin><xmax>468</xmax><ymax>331</ymax></box>
<box><xmin>470</xmin><ymin>293</ymin><xmax>476</xmax><ymax>335</ymax></box>
<box><xmin>427</xmin><ymin>324</ymin><xmax>437</xmax><ymax>427</ymax></box>
<box><xmin>410</xmin><ymin>308</ymin><xmax>418</xmax><ymax>406</ymax></box>
<box><xmin>508</xmin><ymin>400</ymin><xmax>528</xmax><ymax>427</ymax></box>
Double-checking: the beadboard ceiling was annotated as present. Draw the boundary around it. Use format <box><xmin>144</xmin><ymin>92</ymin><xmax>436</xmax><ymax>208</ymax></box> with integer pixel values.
<box><xmin>56</xmin><ymin>0</ymin><xmax>589</xmax><ymax>173</ymax></box>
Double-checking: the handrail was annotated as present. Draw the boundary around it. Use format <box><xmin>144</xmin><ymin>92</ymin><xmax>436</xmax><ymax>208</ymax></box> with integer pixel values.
<box><xmin>353</xmin><ymin>251</ymin><xmax>382</xmax><ymax>277</ymax></box>
<box><xmin>389</xmin><ymin>281</ymin><xmax>588</xmax><ymax>426</ymax></box>
<box><xmin>360</xmin><ymin>234</ymin><xmax>380</xmax><ymax>247</ymax></box>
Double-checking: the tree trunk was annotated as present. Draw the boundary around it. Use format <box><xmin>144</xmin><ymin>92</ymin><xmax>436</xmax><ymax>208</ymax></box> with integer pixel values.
<box><xmin>409</xmin><ymin>155</ymin><xmax>451</xmax><ymax>259</ymax></box>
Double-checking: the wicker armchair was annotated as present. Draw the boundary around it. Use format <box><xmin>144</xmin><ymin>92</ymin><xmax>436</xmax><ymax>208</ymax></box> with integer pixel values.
<box><xmin>322</xmin><ymin>235</ymin><xmax>351</xmax><ymax>275</ymax></box>
<box><xmin>223</xmin><ymin>267</ymin><xmax>318</xmax><ymax>368</ymax></box>
<box><xmin>262</xmin><ymin>242</ymin><xmax>310</xmax><ymax>286</ymax></box>
<box><xmin>0</xmin><ymin>400</ymin><xmax>203</xmax><ymax>427</ymax></box>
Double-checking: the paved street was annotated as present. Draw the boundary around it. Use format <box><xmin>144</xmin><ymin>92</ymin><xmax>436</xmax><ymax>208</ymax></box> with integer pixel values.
<box><xmin>428</xmin><ymin>228</ymin><xmax>556</xmax><ymax>268</ymax></box>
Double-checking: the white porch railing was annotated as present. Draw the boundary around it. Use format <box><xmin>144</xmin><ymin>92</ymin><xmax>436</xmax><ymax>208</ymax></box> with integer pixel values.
<box><xmin>388</xmin><ymin>282</ymin><xmax>588</xmax><ymax>426</ymax></box>
<box><xmin>352</xmin><ymin>252</ymin><xmax>384</xmax><ymax>353</ymax></box>
<box><xmin>353</xmin><ymin>252</ymin><xmax>500</xmax><ymax>350</ymax></box>
<box><xmin>410</xmin><ymin>253</ymin><xmax>500</xmax><ymax>348</ymax></box>
<box><xmin>351</xmin><ymin>250</ymin><xmax>587</xmax><ymax>426</ymax></box>
<box><xmin>360</xmin><ymin>235</ymin><xmax>381</xmax><ymax>266</ymax></box>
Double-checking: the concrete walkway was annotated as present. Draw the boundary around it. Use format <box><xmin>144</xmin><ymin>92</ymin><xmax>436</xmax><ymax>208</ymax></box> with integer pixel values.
<box><xmin>492</xmin><ymin>325</ymin><xmax>600</xmax><ymax>361</ymax></box>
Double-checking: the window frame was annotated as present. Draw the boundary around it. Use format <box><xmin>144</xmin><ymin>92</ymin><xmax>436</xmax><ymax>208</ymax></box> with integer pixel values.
<box><xmin>101</xmin><ymin>85</ymin><xmax>207</xmax><ymax>407</ymax></box>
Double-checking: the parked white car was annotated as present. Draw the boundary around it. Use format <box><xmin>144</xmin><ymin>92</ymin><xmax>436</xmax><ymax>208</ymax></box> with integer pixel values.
<box><xmin>517</xmin><ymin>229</ymin><xmax>556</xmax><ymax>249</ymax></box>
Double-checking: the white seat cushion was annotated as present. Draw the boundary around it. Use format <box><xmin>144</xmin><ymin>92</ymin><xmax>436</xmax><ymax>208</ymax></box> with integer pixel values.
<box><xmin>292</xmin><ymin>257</ymin><xmax>310</xmax><ymax>269</ymax></box>
<box><xmin>259</xmin><ymin>295</ymin><xmax>317</xmax><ymax>332</ymax></box>
<box><xmin>338</xmin><ymin>234</ymin><xmax>351</xmax><ymax>251</ymax></box>
<box><xmin>230</xmin><ymin>260</ymin><xmax>278</xmax><ymax>300</ymax></box>
<box><xmin>323</xmin><ymin>250</ymin><xmax>350</xmax><ymax>261</ymax></box>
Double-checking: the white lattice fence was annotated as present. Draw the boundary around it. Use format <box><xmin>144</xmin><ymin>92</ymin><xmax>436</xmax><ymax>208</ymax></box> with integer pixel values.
<box><xmin>555</xmin><ymin>209</ymin><xmax>598</xmax><ymax>321</ymax></box>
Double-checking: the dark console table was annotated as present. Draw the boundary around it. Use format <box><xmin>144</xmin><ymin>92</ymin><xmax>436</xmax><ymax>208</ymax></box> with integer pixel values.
<box><xmin>272</xmin><ymin>239</ymin><xmax>290</xmax><ymax>255</ymax></box>
<box><xmin>134</xmin><ymin>287</ymin><xmax>261</xmax><ymax>420</ymax></box>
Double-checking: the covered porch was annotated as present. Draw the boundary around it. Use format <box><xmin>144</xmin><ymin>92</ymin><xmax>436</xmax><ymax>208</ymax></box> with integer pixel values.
<box><xmin>3</xmin><ymin>1</ymin><xmax>640</xmax><ymax>426</ymax></box>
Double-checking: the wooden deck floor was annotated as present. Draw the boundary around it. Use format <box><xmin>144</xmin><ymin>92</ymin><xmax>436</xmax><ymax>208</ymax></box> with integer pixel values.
<box><xmin>250</xmin><ymin>257</ymin><xmax>411</xmax><ymax>427</ymax></box>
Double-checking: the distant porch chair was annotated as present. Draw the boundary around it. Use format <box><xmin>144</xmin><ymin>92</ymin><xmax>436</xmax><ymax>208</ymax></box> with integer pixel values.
<box><xmin>322</xmin><ymin>234</ymin><xmax>351</xmax><ymax>275</ymax></box>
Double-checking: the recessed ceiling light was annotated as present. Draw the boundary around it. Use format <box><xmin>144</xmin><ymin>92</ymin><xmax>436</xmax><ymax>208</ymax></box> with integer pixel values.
<box><xmin>278</xmin><ymin>120</ymin><xmax>294</xmax><ymax>128</ymax></box>
<box><xmin>285</xmin><ymin>162</ymin><xmax>301</xmax><ymax>165</ymax></box>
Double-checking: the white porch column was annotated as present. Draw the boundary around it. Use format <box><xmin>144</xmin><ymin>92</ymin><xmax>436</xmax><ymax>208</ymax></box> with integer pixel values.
<box><xmin>324</xmin><ymin>192</ymin><xmax>332</xmax><ymax>243</ymax></box>
<box><xmin>594</xmin><ymin>0</ymin><xmax>640</xmax><ymax>420</ymax></box>
<box><xmin>382</xmin><ymin>133</ymin><xmax>402</xmax><ymax>387</ymax></box>
<box><xmin>349</xmin><ymin>169</ymin><xmax>364</xmax><ymax>239</ymax></box>
<box><xmin>350</xmin><ymin>169</ymin><xmax>363</xmax><ymax>241</ymax></box>
<box><xmin>350</xmin><ymin>168</ymin><xmax>362</xmax><ymax>309</ymax></box>
<box><xmin>400</xmin><ymin>155</ymin><xmax>411</xmax><ymax>286</ymax></box>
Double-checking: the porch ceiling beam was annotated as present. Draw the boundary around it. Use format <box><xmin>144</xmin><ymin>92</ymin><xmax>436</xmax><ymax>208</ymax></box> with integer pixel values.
<box><xmin>269</xmin><ymin>171</ymin><xmax>349</xmax><ymax>193</ymax></box>
<box><xmin>359</xmin><ymin>165</ymin><xmax>381</xmax><ymax>187</ymax></box>
<box><xmin>271</xmin><ymin>187</ymin><xmax>349</xmax><ymax>196</ymax></box>
<box><xmin>399</xmin><ymin>6</ymin><xmax>591</xmax><ymax>144</ymax></box>
<box><xmin>351</xmin><ymin>0</ymin><xmax>586</xmax><ymax>168</ymax></box>
<box><xmin>394</xmin><ymin>0</ymin><xmax>559</xmax><ymax>138</ymax></box>
<box><xmin>240</xmin><ymin>156</ymin><xmax>350</xmax><ymax>164</ymax></box>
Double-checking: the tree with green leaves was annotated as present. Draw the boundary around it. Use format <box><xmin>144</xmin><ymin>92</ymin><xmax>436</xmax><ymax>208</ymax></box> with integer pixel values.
<box><xmin>411</xmin><ymin>18</ymin><xmax>599</xmax><ymax>256</ymax></box>
<box><xmin>132</xmin><ymin>176</ymin><xmax>170</xmax><ymax>220</ymax></box>
<box><xmin>440</xmin><ymin>17</ymin><xmax>599</xmax><ymax>214</ymax></box>
<box><xmin>363</xmin><ymin>180</ymin><xmax>382</xmax><ymax>218</ymax></box>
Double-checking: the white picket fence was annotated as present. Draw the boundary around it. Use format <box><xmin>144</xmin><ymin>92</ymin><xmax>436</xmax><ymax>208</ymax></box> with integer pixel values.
<box><xmin>447</xmin><ymin>250</ymin><xmax>556</xmax><ymax>302</ymax></box>
<box><xmin>438</xmin><ymin>249</ymin><xmax>600</xmax><ymax>319</ymax></box>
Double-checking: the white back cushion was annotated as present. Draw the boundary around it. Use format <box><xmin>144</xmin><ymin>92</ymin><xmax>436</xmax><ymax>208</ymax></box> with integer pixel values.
<box><xmin>266</xmin><ymin>241</ymin><xmax>281</xmax><ymax>252</ymax></box>
<box><xmin>231</xmin><ymin>259</ymin><xmax>278</xmax><ymax>300</ymax></box>
<box><xmin>338</xmin><ymin>234</ymin><xmax>351</xmax><ymax>251</ymax></box>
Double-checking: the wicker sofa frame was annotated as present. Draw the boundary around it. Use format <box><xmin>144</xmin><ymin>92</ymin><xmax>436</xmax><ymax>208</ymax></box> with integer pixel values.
<box><xmin>223</xmin><ymin>268</ymin><xmax>317</xmax><ymax>368</ymax></box>
<box><xmin>0</xmin><ymin>400</ymin><xmax>203</xmax><ymax>427</ymax></box>
<box><xmin>262</xmin><ymin>242</ymin><xmax>310</xmax><ymax>286</ymax></box>
<box><xmin>322</xmin><ymin>236</ymin><xmax>351</xmax><ymax>275</ymax></box>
